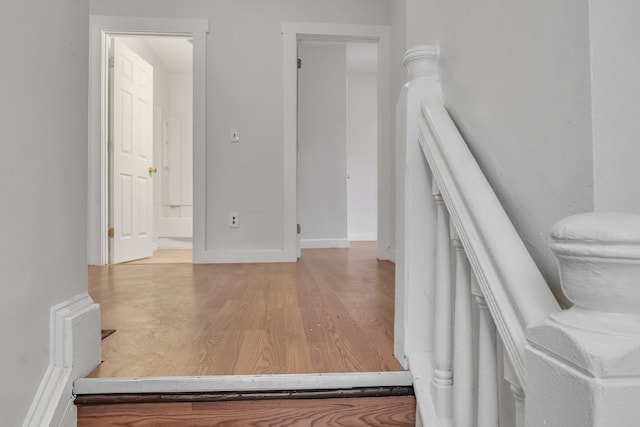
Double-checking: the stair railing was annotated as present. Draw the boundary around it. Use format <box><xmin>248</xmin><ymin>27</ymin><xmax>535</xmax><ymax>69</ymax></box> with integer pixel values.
<box><xmin>396</xmin><ymin>46</ymin><xmax>640</xmax><ymax>427</ymax></box>
<box><xmin>418</xmin><ymin>93</ymin><xmax>560</xmax><ymax>426</ymax></box>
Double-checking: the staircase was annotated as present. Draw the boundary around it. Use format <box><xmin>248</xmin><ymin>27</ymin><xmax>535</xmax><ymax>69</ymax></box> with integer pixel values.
<box><xmin>396</xmin><ymin>46</ymin><xmax>640</xmax><ymax>427</ymax></box>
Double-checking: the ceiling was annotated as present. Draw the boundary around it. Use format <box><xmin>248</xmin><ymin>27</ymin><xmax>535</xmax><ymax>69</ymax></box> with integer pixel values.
<box><xmin>143</xmin><ymin>36</ymin><xmax>193</xmax><ymax>74</ymax></box>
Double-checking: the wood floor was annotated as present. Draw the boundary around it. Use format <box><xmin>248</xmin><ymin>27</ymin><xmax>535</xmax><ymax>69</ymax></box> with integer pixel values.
<box><xmin>77</xmin><ymin>396</ymin><xmax>416</xmax><ymax>426</ymax></box>
<box><xmin>87</xmin><ymin>242</ymin><xmax>403</xmax><ymax>377</ymax></box>
<box><xmin>123</xmin><ymin>249</ymin><xmax>192</xmax><ymax>264</ymax></box>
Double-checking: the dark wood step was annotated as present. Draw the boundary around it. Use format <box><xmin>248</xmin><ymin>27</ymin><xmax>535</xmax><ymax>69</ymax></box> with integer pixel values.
<box><xmin>77</xmin><ymin>395</ymin><xmax>416</xmax><ymax>426</ymax></box>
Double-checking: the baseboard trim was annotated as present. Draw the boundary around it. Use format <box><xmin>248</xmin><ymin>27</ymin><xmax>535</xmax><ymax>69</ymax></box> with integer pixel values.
<box><xmin>300</xmin><ymin>239</ymin><xmax>350</xmax><ymax>249</ymax></box>
<box><xmin>157</xmin><ymin>237</ymin><xmax>193</xmax><ymax>249</ymax></box>
<box><xmin>347</xmin><ymin>232</ymin><xmax>377</xmax><ymax>241</ymax></box>
<box><xmin>74</xmin><ymin>371</ymin><xmax>412</xmax><ymax>395</ymax></box>
<box><xmin>193</xmin><ymin>248</ymin><xmax>295</xmax><ymax>263</ymax></box>
<box><xmin>23</xmin><ymin>293</ymin><xmax>101</xmax><ymax>427</ymax></box>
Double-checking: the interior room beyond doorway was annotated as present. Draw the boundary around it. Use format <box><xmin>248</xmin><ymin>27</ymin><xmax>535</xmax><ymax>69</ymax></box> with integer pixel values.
<box><xmin>109</xmin><ymin>35</ymin><xmax>194</xmax><ymax>264</ymax></box>
<box><xmin>297</xmin><ymin>41</ymin><xmax>378</xmax><ymax>251</ymax></box>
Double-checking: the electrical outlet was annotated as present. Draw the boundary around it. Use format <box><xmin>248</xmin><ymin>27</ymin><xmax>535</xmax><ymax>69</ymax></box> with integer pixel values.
<box><xmin>230</xmin><ymin>128</ymin><xmax>239</xmax><ymax>143</ymax></box>
<box><xmin>229</xmin><ymin>212</ymin><xmax>239</xmax><ymax>228</ymax></box>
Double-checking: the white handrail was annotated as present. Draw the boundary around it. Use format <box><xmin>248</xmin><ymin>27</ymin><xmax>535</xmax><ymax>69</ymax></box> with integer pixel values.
<box><xmin>417</xmin><ymin>95</ymin><xmax>561</xmax><ymax>389</ymax></box>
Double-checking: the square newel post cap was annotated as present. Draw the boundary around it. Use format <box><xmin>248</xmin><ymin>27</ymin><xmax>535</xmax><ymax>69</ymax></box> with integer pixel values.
<box><xmin>528</xmin><ymin>212</ymin><xmax>640</xmax><ymax>378</ymax></box>
<box><xmin>525</xmin><ymin>213</ymin><xmax>640</xmax><ymax>427</ymax></box>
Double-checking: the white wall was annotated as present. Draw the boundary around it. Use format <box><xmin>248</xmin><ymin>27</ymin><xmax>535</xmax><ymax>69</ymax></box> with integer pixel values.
<box><xmin>347</xmin><ymin>44</ymin><xmax>378</xmax><ymax>241</ymax></box>
<box><xmin>299</xmin><ymin>43</ymin><xmax>349</xmax><ymax>247</ymax></box>
<box><xmin>160</xmin><ymin>71</ymin><xmax>194</xmax><ymax>240</ymax></box>
<box><xmin>590</xmin><ymin>0</ymin><xmax>640</xmax><ymax>215</ymax></box>
<box><xmin>90</xmin><ymin>0</ymin><xmax>393</xmax><ymax>257</ymax></box>
<box><xmin>0</xmin><ymin>0</ymin><xmax>90</xmax><ymax>424</ymax></box>
<box><xmin>407</xmin><ymin>0</ymin><xmax>595</xmax><ymax>302</ymax></box>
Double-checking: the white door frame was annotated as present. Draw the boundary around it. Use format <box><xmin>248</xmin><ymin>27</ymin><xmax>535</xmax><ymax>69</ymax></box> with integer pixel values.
<box><xmin>88</xmin><ymin>15</ymin><xmax>208</xmax><ymax>265</ymax></box>
<box><xmin>282</xmin><ymin>22</ymin><xmax>392</xmax><ymax>262</ymax></box>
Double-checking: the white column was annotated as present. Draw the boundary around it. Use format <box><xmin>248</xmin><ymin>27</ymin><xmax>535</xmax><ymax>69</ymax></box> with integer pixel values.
<box><xmin>527</xmin><ymin>212</ymin><xmax>640</xmax><ymax>427</ymax></box>
<box><xmin>453</xmin><ymin>236</ymin><xmax>474</xmax><ymax>427</ymax></box>
<box><xmin>431</xmin><ymin>191</ymin><xmax>453</xmax><ymax>417</ymax></box>
<box><xmin>476</xmin><ymin>294</ymin><xmax>499</xmax><ymax>427</ymax></box>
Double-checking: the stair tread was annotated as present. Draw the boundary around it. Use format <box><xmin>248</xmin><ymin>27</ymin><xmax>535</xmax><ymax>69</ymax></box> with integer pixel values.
<box><xmin>78</xmin><ymin>396</ymin><xmax>416</xmax><ymax>426</ymax></box>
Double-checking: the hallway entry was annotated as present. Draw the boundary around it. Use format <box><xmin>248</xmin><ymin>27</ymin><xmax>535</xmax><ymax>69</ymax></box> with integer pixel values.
<box><xmin>107</xmin><ymin>35</ymin><xmax>194</xmax><ymax>264</ymax></box>
<box><xmin>297</xmin><ymin>41</ymin><xmax>378</xmax><ymax>251</ymax></box>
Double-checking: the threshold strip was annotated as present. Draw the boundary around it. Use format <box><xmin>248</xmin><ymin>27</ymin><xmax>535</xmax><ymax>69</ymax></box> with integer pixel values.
<box><xmin>75</xmin><ymin>386</ymin><xmax>415</xmax><ymax>405</ymax></box>
<box><xmin>74</xmin><ymin>371</ymin><xmax>413</xmax><ymax>396</ymax></box>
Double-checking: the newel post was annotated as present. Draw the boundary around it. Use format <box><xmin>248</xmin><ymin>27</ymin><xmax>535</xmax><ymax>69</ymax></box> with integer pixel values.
<box><xmin>526</xmin><ymin>212</ymin><xmax>640</xmax><ymax>427</ymax></box>
<box><xmin>394</xmin><ymin>45</ymin><xmax>441</xmax><ymax>365</ymax></box>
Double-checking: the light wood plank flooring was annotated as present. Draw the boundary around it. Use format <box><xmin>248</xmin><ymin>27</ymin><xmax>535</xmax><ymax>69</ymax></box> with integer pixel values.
<box><xmin>77</xmin><ymin>396</ymin><xmax>416</xmax><ymax>426</ymax></box>
<box><xmin>87</xmin><ymin>242</ymin><xmax>403</xmax><ymax>377</ymax></box>
<box><xmin>124</xmin><ymin>249</ymin><xmax>192</xmax><ymax>264</ymax></box>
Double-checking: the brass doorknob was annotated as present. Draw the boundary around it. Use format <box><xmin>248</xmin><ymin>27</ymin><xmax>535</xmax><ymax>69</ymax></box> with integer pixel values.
<box><xmin>148</xmin><ymin>166</ymin><xmax>157</xmax><ymax>174</ymax></box>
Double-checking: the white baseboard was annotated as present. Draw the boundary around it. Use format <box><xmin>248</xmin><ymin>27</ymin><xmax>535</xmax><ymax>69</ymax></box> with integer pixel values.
<box><xmin>347</xmin><ymin>232</ymin><xmax>377</xmax><ymax>241</ymax></box>
<box><xmin>157</xmin><ymin>237</ymin><xmax>193</xmax><ymax>249</ymax></box>
<box><xmin>300</xmin><ymin>238</ymin><xmax>350</xmax><ymax>249</ymax></box>
<box><xmin>193</xmin><ymin>249</ymin><xmax>295</xmax><ymax>263</ymax></box>
<box><xmin>23</xmin><ymin>293</ymin><xmax>101</xmax><ymax>427</ymax></box>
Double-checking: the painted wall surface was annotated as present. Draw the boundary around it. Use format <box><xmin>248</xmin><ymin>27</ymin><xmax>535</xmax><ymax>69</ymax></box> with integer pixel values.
<box><xmin>0</xmin><ymin>0</ymin><xmax>90</xmax><ymax>423</ymax></box>
<box><xmin>347</xmin><ymin>64</ymin><xmax>378</xmax><ymax>241</ymax></box>
<box><xmin>298</xmin><ymin>43</ymin><xmax>348</xmax><ymax>246</ymax></box>
<box><xmin>410</xmin><ymin>0</ymin><xmax>595</xmax><ymax>301</ymax></box>
<box><xmin>591</xmin><ymin>0</ymin><xmax>640</xmax><ymax>214</ymax></box>
<box><xmin>90</xmin><ymin>0</ymin><xmax>393</xmax><ymax>253</ymax></box>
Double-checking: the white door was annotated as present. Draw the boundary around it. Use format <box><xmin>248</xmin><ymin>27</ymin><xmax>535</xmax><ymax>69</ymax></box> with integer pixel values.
<box><xmin>110</xmin><ymin>39</ymin><xmax>155</xmax><ymax>263</ymax></box>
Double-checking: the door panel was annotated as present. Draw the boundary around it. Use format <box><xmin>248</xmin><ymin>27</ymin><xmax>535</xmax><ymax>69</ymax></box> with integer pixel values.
<box><xmin>110</xmin><ymin>39</ymin><xmax>154</xmax><ymax>263</ymax></box>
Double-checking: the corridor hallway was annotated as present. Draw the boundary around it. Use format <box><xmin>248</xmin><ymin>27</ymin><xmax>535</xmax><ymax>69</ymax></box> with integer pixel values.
<box><xmin>87</xmin><ymin>242</ymin><xmax>403</xmax><ymax>378</ymax></box>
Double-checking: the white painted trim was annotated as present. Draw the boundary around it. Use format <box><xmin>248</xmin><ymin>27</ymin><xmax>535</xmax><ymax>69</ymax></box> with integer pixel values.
<box><xmin>88</xmin><ymin>15</ymin><xmax>209</xmax><ymax>265</ymax></box>
<box><xmin>23</xmin><ymin>294</ymin><xmax>101</xmax><ymax>427</ymax></box>
<box><xmin>300</xmin><ymin>238</ymin><xmax>350</xmax><ymax>249</ymax></box>
<box><xmin>193</xmin><ymin>249</ymin><xmax>300</xmax><ymax>264</ymax></box>
<box><xmin>408</xmin><ymin>352</ymin><xmax>449</xmax><ymax>427</ymax></box>
<box><xmin>347</xmin><ymin>232</ymin><xmax>377</xmax><ymax>241</ymax></box>
<box><xmin>417</xmin><ymin>96</ymin><xmax>561</xmax><ymax>389</ymax></box>
<box><xmin>73</xmin><ymin>371</ymin><xmax>412</xmax><ymax>395</ymax></box>
<box><xmin>157</xmin><ymin>237</ymin><xmax>193</xmax><ymax>249</ymax></box>
<box><xmin>282</xmin><ymin>22</ymin><xmax>391</xmax><ymax>263</ymax></box>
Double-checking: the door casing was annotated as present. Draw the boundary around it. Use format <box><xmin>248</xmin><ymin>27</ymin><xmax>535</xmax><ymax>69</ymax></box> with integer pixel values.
<box><xmin>88</xmin><ymin>16</ymin><xmax>208</xmax><ymax>265</ymax></box>
<box><xmin>282</xmin><ymin>22</ymin><xmax>392</xmax><ymax>262</ymax></box>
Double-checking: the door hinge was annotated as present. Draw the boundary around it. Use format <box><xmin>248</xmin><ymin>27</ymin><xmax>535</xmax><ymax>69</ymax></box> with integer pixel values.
<box><xmin>297</xmin><ymin>223</ymin><xmax>301</xmax><ymax>234</ymax></box>
<box><xmin>108</xmin><ymin>227</ymin><xmax>114</xmax><ymax>238</ymax></box>
<box><xmin>108</xmin><ymin>57</ymin><xmax>114</xmax><ymax>68</ymax></box>
<box><xmin>297</xmin><ymin>58</ymin><xmax>302</xmax><ymax>69</ymax></box>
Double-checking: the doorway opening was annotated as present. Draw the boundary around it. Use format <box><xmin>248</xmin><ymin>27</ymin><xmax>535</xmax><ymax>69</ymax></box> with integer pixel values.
<box><xmin>297</xmin><ymin>41</ymin><xmax>378</xmax><ymax>252</ymax></box>
<box><xmin>107</xmin><ymin>35</ymin><xmax>194</xmax><ymax>264</ymax></box>
<box><xmin>281</xmin><ymin>22</ymin><xmax>392</xmax><ymax>262</ymax></box>
<box><xmin>88</xmin><ymin>16</ymin><xmax>207</xmax><ymax>266</ymax></box>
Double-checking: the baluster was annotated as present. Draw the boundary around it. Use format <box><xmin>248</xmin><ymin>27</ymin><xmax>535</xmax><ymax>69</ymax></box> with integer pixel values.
<box><xmin>503</xmin><ymin>351</ymin><xmax>525</xmax><ymax>427</ymax></box>
<box><xmin>511</xmin><ymin>384</ymin><xmax>525</xmax><ymax>427</ymax></box>
<box><xmin>431</xmin><ymin>188</ymin><xmax>453</xmax><ymax>417</ymax></box>
<box><xmin>452</xmin><ymin>235</ymin><xmax>473</xmax><ymax>427</ymax></box>
<box><xmin>476</xmin><ymin>294</ymin><xmax>499</xmax><ymax>427</ymax></box>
